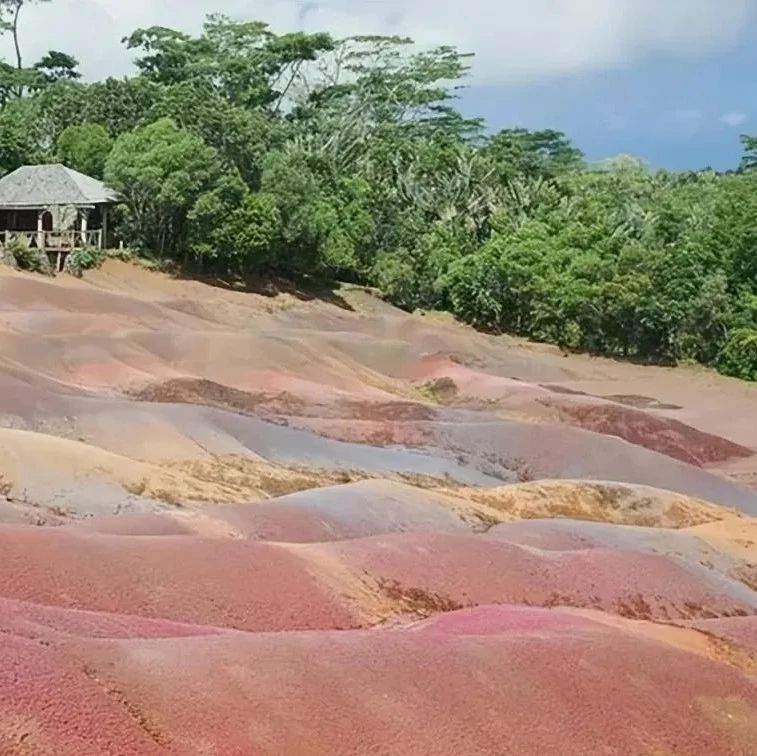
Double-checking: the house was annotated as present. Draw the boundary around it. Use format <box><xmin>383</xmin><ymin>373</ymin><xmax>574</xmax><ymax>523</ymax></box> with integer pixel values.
<box><xmin>0</xmin><ymin>164</ymin><xmax>118</xmax><ymax>271</ymax></box>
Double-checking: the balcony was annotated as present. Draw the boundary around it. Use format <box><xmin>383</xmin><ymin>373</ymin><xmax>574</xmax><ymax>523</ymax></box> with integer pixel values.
<box><xmin>1</xmin><ymin>229</ymin><xmax>104</xmax><ymax>251</ymax></box>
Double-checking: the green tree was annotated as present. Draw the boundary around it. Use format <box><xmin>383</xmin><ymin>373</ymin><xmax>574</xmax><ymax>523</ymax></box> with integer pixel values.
<box><xmin>740</xmin><ymin>135</ymin><xmax>757</xmax><ymax>171</ymax></box>
<box><xmin>56</xmin><ymin>123</ymin><xmax>113</xmax><ymax>178</ymax></box>
<box><xmin>33</xmin><ymin>50</ymin><xmax>80</xmax><ymax>83</ymax></box>
<box><xmin>0</xmin><ymin>97</ymin><xmax>42</xmax><ymax>170</ymax></box>
<box><xmin>719</xmin><ymin>329</ymin><xmax>757</xmax><ymax>381</ymax></box>
<box><xmin>125</xmin><ymin>17</ymin><xmax>333</xmax><ymax>111</ymax></box>
<box><xmin>486</xmin><ymin>128</ymin><xmax>584</xmax><ymax>181</ymax></box>
<box><xmin>149</xmin><ymin>80</ymin><xmax>273</xmax><ymax>186</ymax></box>
<box><xmin>202</xmin><ymin>192</ymin><xmax>282</xmax><ymax>273</ymax></box>
<box><xmin>82</xmin><ymin>77</ymin><xmax>159</xmax><ymax>137</ymax></box>
<box><xmin>105</xmin><ymin>117</ymin><xmax>226</xmax><ymax>259</ymax></box>
<box><xmin>0</xmin><ymin>0</ymin><xmax>53</xmax><ymax>96</ymax></box>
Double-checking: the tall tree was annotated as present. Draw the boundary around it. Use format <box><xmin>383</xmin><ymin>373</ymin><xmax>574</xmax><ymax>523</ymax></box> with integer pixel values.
<box><xmin>105</xmin><ymin>117</ymin><xmax>228</xmax><ymax>258</ymax></box>
<box><xmin>56</xmin><ymin>123</ymin><xmax>112</xmax><ymax>178</ymax></box>
<box><xmin>740</xmin><ymin>134</ymin><xmax>757</xmax><ymax>171</ymax></box>
<box><xmin>485</xmin><ymin>128</ymin><xmax>585</xmax><ymax>181</ymax></box>
<box><xmin>125</xmin><ymin>17</ymin><xmax>333</xmax><ymax>112</ymax></box>
<box><xmin>0</xmin><ymin>9</ymin><xmax>755</xmax><ymax>383</ymax></box>
<box><xmin>0</xmin><ymin>0</ymin><xmax>51</xmax><ymax>69</ymax></box>
<box><xmin>33</xmin><ymin>50</ymin><xmax>80</xmax><ymax>83</ymax></box>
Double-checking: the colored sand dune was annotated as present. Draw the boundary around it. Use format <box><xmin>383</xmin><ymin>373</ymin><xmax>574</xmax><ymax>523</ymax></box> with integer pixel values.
<box><xmin>0</xmin><ymin>261</ymin><xmax>755</xmax><ymax>754</ymax></box>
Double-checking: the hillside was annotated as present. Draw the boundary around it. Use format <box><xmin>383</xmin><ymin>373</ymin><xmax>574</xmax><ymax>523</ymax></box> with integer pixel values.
<box><xmin>1</xmin><ymin>260</ymin><xmax>756</xmax><ymax>754</ymax></box>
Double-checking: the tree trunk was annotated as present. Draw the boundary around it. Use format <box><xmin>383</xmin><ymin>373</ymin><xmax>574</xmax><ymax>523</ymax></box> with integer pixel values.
<box><xmin>13</xmin><ymin>1</ymin><xmax>22</xmax><ymax>70</ymax></box>
<box><xmin>12</xmin><ymin>0</ymin><xmax>23</xmax><ymax>98</ymax></box>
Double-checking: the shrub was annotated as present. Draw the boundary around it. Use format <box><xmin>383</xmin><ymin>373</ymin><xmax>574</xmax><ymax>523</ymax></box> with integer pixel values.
<box><xmin>6</xmin><ymin>238</ymin><xmax>52</xmax><ymax>274</ymax></box>
<box><xmin>64</xmin><ymin>246</ymin><xmax>107</xmax><ymax>277</ymax></box>
<box><xmin>718</xmin><ymin>328</ymin><xmax>757</xmax><ymax>381</ymax></box>
<box><xmin>372</xmin><ymin>253</ymin><xmax>419</xmax><ymax>311</ymax></box>
<box><xmin>0</xmin><ymin>246</ymin><xmax>18</xmax><ymax>269</ymax></box>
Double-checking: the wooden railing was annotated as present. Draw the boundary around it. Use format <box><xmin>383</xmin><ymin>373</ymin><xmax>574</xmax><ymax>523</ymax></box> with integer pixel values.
<box><xmin>1</xmin><ymin>229</ymin><xmax>103</xmax><ymax>250</ymax></box>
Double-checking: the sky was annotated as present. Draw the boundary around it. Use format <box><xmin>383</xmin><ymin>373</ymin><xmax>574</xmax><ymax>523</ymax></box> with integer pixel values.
<box><xmin>3</xmin><ymin>0</ymin><xmax>756</xmax><ymax>170</ymax></box>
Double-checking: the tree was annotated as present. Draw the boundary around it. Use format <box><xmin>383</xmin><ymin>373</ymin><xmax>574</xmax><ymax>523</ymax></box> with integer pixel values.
<box><xmin>691</xmin><ymin>171</ymin><xmax>757</xmax><ymax>293</ymax></box>
<box><xmin>33</xmin><ymin>50</ymin><xmax>80</xmax><ymax>83</ymax></box>
<box><xmin>201</xmin><ymin>192</ymin><xmax>282</xmax><ymax>272</ymax></box>
<box><xmin>125</xmin><ymin>17</ymin><xmax>334</xmax><ymax>111</ymax></box>
<box><xmin>719</xmin><ymin>328</ymin><xmax>757</xmax><ymax>381</ymax></box>
<box><xmin>81</xmin><ymin>77</ymin><xmax>159</xmax><ymax>137</ymax></box>
<box><xmin>56</xmin><ymin>123</ymin><xmax>113</xmax><ymax>178</ymax></box>
<box><xmin>486</xmin><ymin>128</ymin><xmax>585</xmax><ymax>181</ymax></box>
<box><xmin>740</xmin><ymin>135</ymin><xmax>757</xmax><ymax>171</ymax></box>
<box><xmin>105</xmin><ymin>118</ymin><xmax>227</xmax><ymax>259</ymax></box>
<box><xmin>0</xmin><ymin>0</ymin><xmax>52</xmax><ymax>95</ymax></box>
<box><xmin>148</xmin><ymin>80</ymin><xmax>273</xmax><ymax>186</ymax></box>
<box><xmin>0</xmin><ymin>59</ymin><xmax>32</xmax><ymax>106</ymax></box>
<box><xmin>0</xmin><ymin>97</ymin><xmax>41</xmax><ymax>171</ymax></box>
<box><xmin>1</xmin><ymin>9</ymin><xmax>756</xmax><ymax>383</ymax></box>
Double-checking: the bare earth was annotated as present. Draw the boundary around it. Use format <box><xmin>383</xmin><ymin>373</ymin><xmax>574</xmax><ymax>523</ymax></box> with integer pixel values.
<box><xmin>1</xmin><ymin>260</ymin><xmax>756</xmax><ymax>755</ymax></box>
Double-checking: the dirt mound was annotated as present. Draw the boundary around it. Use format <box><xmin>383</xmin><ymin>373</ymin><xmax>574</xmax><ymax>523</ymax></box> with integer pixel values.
<box><xmin>408</xmin><ymin>357</ymin><xmax>753</xmax><ymax>466</ymax></box>
<box><xmin>0</xmin><ymin>526</ymin><xmax>361</xmax><ymax>632</ymax></box>
<box><xmin>0</xmin><ymin>428</ymin><xmax>358</xmax><ymax>516</ymax></box>
<box><xmin>688</xmin><ymin>616</ymin><xmax>757</xmax><ymax>656</ymax></box>
<box><xmin>72</xmin><ymin>480</ymin><xmax>489</xmax><ymax>543</ymax></box>
<box><xmin>3</xmin><ymin>604</ymin><xmax>755</xmax><ymax>755</ymax></box>
<box><xmin>687</xmin><ymin>517</ymin><xmax>757</xmax><ymax>560</ymax></box>
<box><xmin>283</xmin><ymin>414</ymin><xmax>757</xmax><ymax>513</ymax></box>
<box><xmin>130</xmin><ymin>377</ymin><xmax>308</xmax><ymax>417</ymax></box>
<box><xmin>602</xmin><ymin>393</ymin><xmax>684</xmax><ymax>410</ymax></box>
<box><xmin>132</xmin><ymin>376</ymin><xmax>440</xmax><ymax>423</ymax></box>
<box><xmin>1</xmin><ymin>524</ymin><xmax>752</xmax><ymax>631</ymax></box>
<box><xmin>544</xmin><ymin>399</ymin><xmax>754</xmax><ymax>466</ymax></box>
<box><xmin>464</xmin><ymin>479</ymin><xmax>736</xmax><ymax>528</ymax></box>
<box><xmin>2</xmin><ymin>261</ymin><xmax>757</xmax><ymax>752</ymax></box>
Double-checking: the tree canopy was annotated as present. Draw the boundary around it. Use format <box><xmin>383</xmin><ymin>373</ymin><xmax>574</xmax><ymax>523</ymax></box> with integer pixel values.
<box><xmin>2</xmin><ymin>6</ymin><xmax>757</xmax><ymax>381</ymax></box>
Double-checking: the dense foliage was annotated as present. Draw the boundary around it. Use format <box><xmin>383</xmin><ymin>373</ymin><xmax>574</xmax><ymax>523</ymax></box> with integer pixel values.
<box><xmin>2</xmin><ymin>10</ymin><xmax>757</xmax><ymax>379</ymax></box>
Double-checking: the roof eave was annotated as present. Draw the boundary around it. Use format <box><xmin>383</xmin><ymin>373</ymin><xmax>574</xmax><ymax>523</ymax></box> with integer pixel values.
<box><xmin>0</xmin><ymin>200</ymin><xmax>117</xmax><ymax>209</ymax></box>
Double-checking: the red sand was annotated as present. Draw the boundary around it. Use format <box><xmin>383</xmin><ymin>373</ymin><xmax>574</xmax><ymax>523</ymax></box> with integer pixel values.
<box><xmin>0</xmin><ymin>526</ymin><xmax>359</xmax><ymax>631</ymax></box>
<box><xmin>3</xmin><ymin>524</ymin><xmax>751</xmax><ymax>630</ymax></box>
<box><xmin>1</xmin><ymin>263</ymin><xmax>757</xmax><ymax>752</ymax></box>
<box><xmin>317</xmin><ymin>531</ymin><xmax>756</xmax><ymax>620</ymax></box>
<box><xmin>409</xmin><ymin>354</ymin><xmax>754</xmax><ymax>465</ymax></box>
<box><xmin>688</xmin><ymin>616</ymin><xmax>757</xmax><ymax>654</ymax></box>
<box><xmin>0</xmin><ymin>635</ymin><xmax>163</xmax><ymax>755</ymax></box>
<box><xmin>1</xmin><ymin>604</ymin><xmax>755</xmax><ymax>755</ymax></box>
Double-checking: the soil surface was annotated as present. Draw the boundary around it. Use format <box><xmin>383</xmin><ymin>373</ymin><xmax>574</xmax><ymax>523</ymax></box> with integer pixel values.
<box><xmin>0</xmin><ymin>260</ymin><xmax>755</xmax><ymax>754</ymax></box>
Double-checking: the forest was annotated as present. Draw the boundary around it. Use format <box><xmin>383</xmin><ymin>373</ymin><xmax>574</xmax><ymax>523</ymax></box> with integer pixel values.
<box><xmin>1</xmin><ymin>3</ymin><xmax>757</xmax><ymax>381</ymax></box>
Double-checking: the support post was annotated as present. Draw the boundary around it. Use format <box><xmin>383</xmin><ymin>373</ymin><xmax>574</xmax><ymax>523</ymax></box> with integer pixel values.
<box><xmin>37</xmin><ymin>210</ymin><xmax>44</xmax><ymax>249</ymax></box>
<box><xmin>101</xmin><ymin>205</ymin><xmax>109</xmax><ymax>249</ymax></box>
<box><xmin>80</xmin><ymin>209</ymin><xmax>88</xmax><ymax>244</ymax></box>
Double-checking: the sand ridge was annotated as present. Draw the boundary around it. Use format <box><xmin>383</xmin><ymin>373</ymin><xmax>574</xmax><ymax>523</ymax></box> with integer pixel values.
<box><xmin>0</xmin><ymin>260</ymin><xmax>755</xmax><ymax>753</ymax></box>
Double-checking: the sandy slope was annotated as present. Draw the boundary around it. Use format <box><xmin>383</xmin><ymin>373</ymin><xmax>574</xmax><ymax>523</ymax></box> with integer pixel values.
<box><xmin>1</xmin><ymin>603</ymin><xmax>756</xmax><ymax>755</ymax></box>
<box><xmin>0</xmin><ymin>260</ymin><xmax>756</xmax><ymax>753</ymax></box>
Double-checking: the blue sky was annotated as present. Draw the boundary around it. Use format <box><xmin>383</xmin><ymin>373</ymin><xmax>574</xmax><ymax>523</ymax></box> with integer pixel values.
<box><xmin>461</xmin><ymin>34</ymin><xmax>756</xmax><ymax>171</ymax></box>
<box><xmin>2</xmin><ymin>1</ymin><xmax>755</xmax><ymax>171</ymax></box>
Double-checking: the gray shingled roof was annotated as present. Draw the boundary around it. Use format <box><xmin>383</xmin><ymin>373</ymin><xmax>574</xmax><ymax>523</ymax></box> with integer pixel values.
<box><xmin>0</xmin><ymin>164</ymin><xmax>118</xmax><ymax>208</ymax></box>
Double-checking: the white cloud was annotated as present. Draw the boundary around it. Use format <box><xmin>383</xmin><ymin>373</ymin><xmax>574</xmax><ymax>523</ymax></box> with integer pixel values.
<box><xmin>721</xmin><ymin>111</ymin><xmax>748</xmax><ymax>127</ymax></box>
<box><xmin>1</xmin><ymin>0</ymin><xmax>755</xmax><ymax>85</ymax></box>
